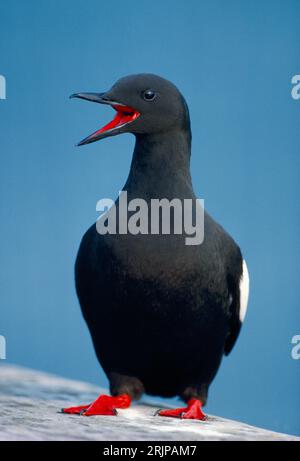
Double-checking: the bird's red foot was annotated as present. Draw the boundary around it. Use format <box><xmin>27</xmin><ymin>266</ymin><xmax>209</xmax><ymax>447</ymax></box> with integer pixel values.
<box><xmin>157</xmin><ymin>398</ymin><xmax>206</xmax><ymax>420</ymax></box>
<box><xmin>61</xmin><ymin>393</ymin><xmax>131</xmax><ymax>416</ymax></box>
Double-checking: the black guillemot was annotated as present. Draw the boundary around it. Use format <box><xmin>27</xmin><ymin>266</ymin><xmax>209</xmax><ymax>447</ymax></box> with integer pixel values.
<box><xmin>62</xmin><ymin>74</ymin><xmax>249</xmax><ymax>419</ymax></box>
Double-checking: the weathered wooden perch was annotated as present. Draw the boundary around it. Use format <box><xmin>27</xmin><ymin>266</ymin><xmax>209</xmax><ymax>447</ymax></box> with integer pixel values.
<box><xmin>0</xmin><ymin>364</ymin><xmax>298</xmax><ymax>441</ymax></box>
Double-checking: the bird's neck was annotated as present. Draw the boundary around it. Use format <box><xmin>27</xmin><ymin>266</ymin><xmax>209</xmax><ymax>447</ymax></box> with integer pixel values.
<box><xmin>124</xmin><ymin>129</ymin><xmax>193</xmax><ymax>197</ymax></box>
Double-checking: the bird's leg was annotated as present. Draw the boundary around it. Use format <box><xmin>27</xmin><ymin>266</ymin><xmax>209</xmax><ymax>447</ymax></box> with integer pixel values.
<box><xmin>61</xmin><ymin>393</ymin><xmax>131</xmax><ymax>416</ymax></box>
<box><xmin>62</xmin><ymin>373</ymin><xmax>144</xmax><ymax>416</ymax></box>
<box><xmin>156</xmin><ymin>385</ymin><xmax>207</xmax><ymax>420</ymax></box>
<box><xmin>109</xmin><ymin>372</ymin><xmax>145</xmax><ymax>400</ymax></box>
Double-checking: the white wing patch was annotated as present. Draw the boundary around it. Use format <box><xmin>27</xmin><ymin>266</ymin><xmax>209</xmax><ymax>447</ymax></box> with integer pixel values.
<box><xmin>239</xmin><ymin>259</ymin><xmax>250</xmax><ymax>322</ymax></box>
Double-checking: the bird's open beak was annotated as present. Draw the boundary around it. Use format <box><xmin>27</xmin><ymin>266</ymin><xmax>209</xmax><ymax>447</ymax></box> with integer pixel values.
<box><xmin>70</xmin><ymin>92</ymin><xmax>140</xmax><ymax>146</ymax></box>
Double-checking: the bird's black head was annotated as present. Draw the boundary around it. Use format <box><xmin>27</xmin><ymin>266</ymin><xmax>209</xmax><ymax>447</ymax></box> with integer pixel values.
<box><xmin>71</xmin><ymin>74</ymin><xmax>190</xmax><ymax>146</ymax></box>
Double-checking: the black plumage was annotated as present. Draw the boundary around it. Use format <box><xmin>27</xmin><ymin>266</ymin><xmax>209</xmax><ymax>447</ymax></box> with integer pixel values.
<box><xmin>72</xmin><ymin>74</ymin><xmax>247</xmax><ymax>406</ymax></box>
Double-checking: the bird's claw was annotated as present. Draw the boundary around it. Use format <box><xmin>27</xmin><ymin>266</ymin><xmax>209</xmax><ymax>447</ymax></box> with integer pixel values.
<box><xmin>61</xmin><ymin>393</ymin><xmax>130</xmax><ymax>416</ymax></box>
<box><xmin>156</xmin><ymin>399</ymin><xmax>206</xmax><ymax>420</ymax></box>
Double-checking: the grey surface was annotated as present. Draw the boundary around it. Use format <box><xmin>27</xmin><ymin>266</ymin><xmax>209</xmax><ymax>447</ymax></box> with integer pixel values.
<box><xmin>0</xmin><ymin>364</ymin><xmax>298</xmax><ymax>441</ymax></box>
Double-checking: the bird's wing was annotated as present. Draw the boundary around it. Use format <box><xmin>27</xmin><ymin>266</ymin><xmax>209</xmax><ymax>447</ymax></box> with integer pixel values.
<box><xmin>224</xmin><ymin>259</ymin><xmax>250</xmax><ymax>355</ymax></box>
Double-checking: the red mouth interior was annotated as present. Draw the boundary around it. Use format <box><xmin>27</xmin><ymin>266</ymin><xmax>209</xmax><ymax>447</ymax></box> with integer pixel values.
<box><xmin>90</xmin><ymin>104</ymin><xmax>140</xmax><ymax>140</ymax></box>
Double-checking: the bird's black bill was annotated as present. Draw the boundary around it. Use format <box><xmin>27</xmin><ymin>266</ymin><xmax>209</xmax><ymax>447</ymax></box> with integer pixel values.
<box><xmin>70</xmin><ymin>92</ymin><xmax>140</xmax><ymax>146</ymax></box>
<box><xmin>70</xmin><ymin>92</ymin><xmax>113</xmax><ymax>105</ymax></box>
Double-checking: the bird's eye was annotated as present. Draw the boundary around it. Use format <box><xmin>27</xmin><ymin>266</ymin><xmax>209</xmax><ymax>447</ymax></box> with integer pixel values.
<box><xmin>143</xmin><ymin>89</ymin><xmax>156</xmax><ymax>101</ymax></box>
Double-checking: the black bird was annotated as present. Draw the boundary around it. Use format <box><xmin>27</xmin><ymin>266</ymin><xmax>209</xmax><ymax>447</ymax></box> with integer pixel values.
<box><xmin>63</xmin><ymin>74</ymin><xmax>249</xmax><ymax>419</ymax></box>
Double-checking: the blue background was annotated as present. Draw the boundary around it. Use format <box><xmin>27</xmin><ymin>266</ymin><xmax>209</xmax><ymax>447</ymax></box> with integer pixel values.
<box><xmin>0</xmin><ymin>0</ymin><xmax>299</xmax><ymax>436</ymax></box>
